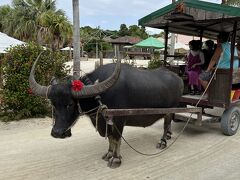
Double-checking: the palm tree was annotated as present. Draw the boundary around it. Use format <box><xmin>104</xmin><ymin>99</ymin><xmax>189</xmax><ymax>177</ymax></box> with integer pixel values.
<box><xmin>39</xmin><ymin>10</ymin><xmax>72</xmax><ymax>50</ymax></box>
<box><xmin>222</xmin><ymin>0</ymin><xmax>240</xmax><ymax>6</ymax></box>
<box><xmin>222</xmin><ymin>0</ymin><xmax>227</xmax><ymax>4</ymax></box>
<box><xmin>227</xmin><ymin>0</ymin><xmax>240</xmax><ymax>6</ymax></box>
<box><xmin>2</xmin><ymin>0</ymin><xmax>56</xmax><ymax>40</ymax></box>
<box><xmin>0</xmin><ymin>5</ymin><xmax>11</xmax><ymax>32</ymax></box>
<box><xmin>1</xmin><ymin>0</ymin><xmax>72</xmax><ymax>50</ymax></box>
<box><xmin>0</xmin><ymin>1</ymin><xmax>36</xmax><ymax>40</ymax></box>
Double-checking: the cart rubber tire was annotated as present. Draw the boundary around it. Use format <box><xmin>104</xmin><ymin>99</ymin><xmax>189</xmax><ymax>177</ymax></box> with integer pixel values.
<box><xmin>221</xmin><ymin>106</ymin><xmax>240</xmax><ymax>136</ymax></box>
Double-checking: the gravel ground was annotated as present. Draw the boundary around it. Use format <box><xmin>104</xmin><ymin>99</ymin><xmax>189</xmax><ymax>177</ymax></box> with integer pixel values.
<box><xmin>0</xmin><ymin>108</ymin><xmax>240</xmax><ymax>180</ymax></box>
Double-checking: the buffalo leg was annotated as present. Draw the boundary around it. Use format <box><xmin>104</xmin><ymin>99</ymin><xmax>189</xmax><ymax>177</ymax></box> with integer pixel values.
<box><xmin>102</xmin><ymin>135</ymin><xmax>114</xmax><ymax>161</ymax></box>
<box><xmin>107</xmin><ymin>138</ymin><xmax>122</xmax><ymax>168</ymax></box>
<box><xmin>156</xmin><ymin>113</ymin><xmax>173</xmax><ymax>149</ymax></box>
<box><xmin>107</xmin><ymin>120</ymin><xmax>123</xmax><ymax>168</ymax></box>
<box><xmin>102</xmin><ymin>135</ymin><xmax>122</xmax><ymax>167</ymax></box>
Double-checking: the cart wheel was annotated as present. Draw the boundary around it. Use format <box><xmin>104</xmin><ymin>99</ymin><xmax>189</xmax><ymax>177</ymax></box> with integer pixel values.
<box><xmin>221</xmin><ymin>106</ymin><xmax>240</xmax><ymax>136</ymax></box>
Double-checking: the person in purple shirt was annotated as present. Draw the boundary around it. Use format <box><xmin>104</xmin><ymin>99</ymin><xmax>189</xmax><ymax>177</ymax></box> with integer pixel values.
<box><xmin>185</xmin><ymin>40</ymin><xmax>205</xmax><ymax>95</ymax></box>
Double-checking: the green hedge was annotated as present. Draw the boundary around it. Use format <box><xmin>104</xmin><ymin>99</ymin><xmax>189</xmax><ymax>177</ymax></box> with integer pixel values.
<box><xmin>148</xmin><ymin>51</ymin><xmax>164</xmax><ymax>69</ymax></box>
<box><xmin>148</xmin><ymin>59</ymin><xmax>163</xmax><ymax>69</ymax></box>
<box><xmin>0</xmin><ymin>43</ymin><xmax>69</xmax><ymax>121</ymax></box>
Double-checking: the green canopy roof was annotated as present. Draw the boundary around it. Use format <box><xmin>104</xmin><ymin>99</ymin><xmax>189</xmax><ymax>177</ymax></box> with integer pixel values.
<box><xmin>139</xmin><ymin>0</ymin><xmax>240</xmax><ymax>39</ymax></box>
<box><xmin>134</xmin><ymin>37</ymin><xmax>165</xmax><ymax>49</ymax></box>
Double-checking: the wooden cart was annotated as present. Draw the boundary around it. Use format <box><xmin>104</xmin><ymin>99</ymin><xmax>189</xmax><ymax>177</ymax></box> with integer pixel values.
<box><xmin>138</xmin><ymin>0</ymin><xmax>240</xmax><ymax>135</ymax></box>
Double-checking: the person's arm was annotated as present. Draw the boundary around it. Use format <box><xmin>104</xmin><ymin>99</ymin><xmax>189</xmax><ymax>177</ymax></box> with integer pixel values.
<box><xmin>238</xmin><ymin>49</ymin><xmax>240</xmax><ymax>59</ymax></box>
<box><xmin>206</xmin><ymin>45</ymin><xmax>222</xmax><ymax>72</ymax></box>
<box><xmin>199</xmin><ymin>51</ymin><xmax>205</xmax><ymax>65</ymax></box>
<box><xmin>233</xmin><ymin>46</ymin><xmax>240</xmax><ymax>59</ymax></box>
<box><xmin>185</xmin><ymin>51</ymin><xmax>190</xmax><ymax>64</ymax></box>
<box><xmin>191</xmin><ymin>51</ymin><xmax>205</xmax><ymax>68</ymax></box>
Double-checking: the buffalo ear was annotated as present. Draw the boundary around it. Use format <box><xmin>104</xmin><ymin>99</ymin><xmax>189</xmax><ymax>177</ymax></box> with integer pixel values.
<box><xmin>50</xmin><ymin>77</ymin><xmax>58</xmax><ymax>85</ymax></box>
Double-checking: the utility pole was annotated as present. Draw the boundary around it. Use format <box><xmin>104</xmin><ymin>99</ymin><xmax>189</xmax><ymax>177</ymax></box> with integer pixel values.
<box><xmin>96</xmin><ymin>42</ymin><xmax>98</xmax><ymax>59</ymax></box>
<box><xmin>72</xmin><ymin>0</ymin><xmax>80</xmax><ymax>78</ymax></box>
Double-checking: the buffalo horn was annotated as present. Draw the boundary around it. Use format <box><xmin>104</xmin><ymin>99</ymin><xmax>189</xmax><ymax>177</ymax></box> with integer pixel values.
<box><xmin>29</xmin><ymin>52</ymin><xmax>50</xmax><ymax>97</ymax></box>
<box><xmin>72</xmin><ymin>55</ymin><xmax>121</xmax><ymax>98</ymax></box>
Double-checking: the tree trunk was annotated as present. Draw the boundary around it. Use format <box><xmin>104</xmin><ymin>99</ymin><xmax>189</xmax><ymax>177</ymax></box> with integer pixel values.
<box><xmin>72</xmin><ymin>0</ymin><xmax>80</xmax><ymax>78</ymax></box>
<box><xmin>222</xmin><ymin>0</ymin><xmax>227</xmax><ymax>4</ymax></box>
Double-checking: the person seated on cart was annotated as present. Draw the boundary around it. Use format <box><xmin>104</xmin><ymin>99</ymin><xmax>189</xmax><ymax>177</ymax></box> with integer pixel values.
<box><xmin>185</xmin><ymin>40</ymin><xmax>205</xmax><ymax>95</ymax></box>
<box><xmin>199</xmin><ymin>32</ymin><xmax>239</xmax><ymax>91</ymax></box>
<box><xmin>202</xmin><ymin>40</ymin><xmax>215</xmax><ymax>70</ymax></box>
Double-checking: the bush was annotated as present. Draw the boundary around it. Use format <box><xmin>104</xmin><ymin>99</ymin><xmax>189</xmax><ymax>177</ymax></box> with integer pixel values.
<box><xmin>148</xmin><ymin>51</ymin><xmax>164</xmax><ymax>69</ymax></box>
<box><xmin>0</xmin><ymin>43</ymin><xmax>69</xmax><ymax>121</ymax></box>
<box><xmin>148</xmin><ymin>59</ymin><xmax>163</xmax><ymax>69</ymax></box>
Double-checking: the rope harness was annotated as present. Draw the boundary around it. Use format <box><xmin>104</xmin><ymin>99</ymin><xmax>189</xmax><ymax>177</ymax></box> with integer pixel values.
<box><xmin>105</xmin><ymin>66</ymin><xmax>220</xmax><ymax>157</ymax></box>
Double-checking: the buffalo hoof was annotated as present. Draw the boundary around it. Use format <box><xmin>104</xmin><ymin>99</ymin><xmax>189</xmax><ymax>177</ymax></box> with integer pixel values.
<box><xmin>107</xmin><ymin>156</ymin><xmax>122</xmax><ymax>168</ymax></box>
<box><xmin>166</xmin><ymin>132</ymin><xmax>172</xmax><ymax>140</ymax></box>
<box><xmin>156</xmin><ymin>139</ymin><xmax>167</xmax><ymax>149</ymax></box>
<box><xmin>102</xmin><ymin>151</ymin><xmax>113</xmax><ymax>161</ymax></box>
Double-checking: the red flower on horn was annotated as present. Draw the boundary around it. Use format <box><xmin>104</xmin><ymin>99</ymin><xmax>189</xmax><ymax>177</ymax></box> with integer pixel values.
<box><xmin>27</xmin><ymin>88</ymin><xmax>33</xmax><ymax>94</ymax></box>
<box><xmin>72</xmin><ymin>80</ymin><xmax>84</xmax><ymax>91</ymax></box>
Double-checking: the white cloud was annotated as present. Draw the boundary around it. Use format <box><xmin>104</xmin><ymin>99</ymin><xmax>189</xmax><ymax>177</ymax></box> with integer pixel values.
<box><xmin>101</xmin><ymin>20</ymin><xmax>108</xmax><ymax>24</ymax></box>
<box><xmin>146</xmin><ymin>27</ymin><xmax>163</xmax><ymax>35</ymax></box>
<box><xmin>80</xmin><ymin>0</ymin><xmax>169</xmax><ymax>17</ymax></box>
<box><xmin>132</xmin><ymin>0</ymin><xmax>147</xmax><ymax>6</ymax></box>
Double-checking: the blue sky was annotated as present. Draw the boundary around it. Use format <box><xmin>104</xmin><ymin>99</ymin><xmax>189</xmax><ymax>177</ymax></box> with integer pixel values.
<box><xmin>0</xmin><ymin>0</ymin><xmax>221</xmax><ymax>33</ymax></box>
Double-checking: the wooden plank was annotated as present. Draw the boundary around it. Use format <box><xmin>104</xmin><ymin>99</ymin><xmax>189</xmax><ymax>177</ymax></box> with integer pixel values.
<box><xmin>175</xmin><ymin>112</ymin><xmax>220</xmax><ymax>126</ymax></box>
<box><xmin>208</xmin><ymin>69</ymin><xmax>231</xmax><ymax>107</ymax></box>
<box><xmin>104</xmin><ymin>107</ymin><xmax>202</xmax><ymax>118</ymax></box>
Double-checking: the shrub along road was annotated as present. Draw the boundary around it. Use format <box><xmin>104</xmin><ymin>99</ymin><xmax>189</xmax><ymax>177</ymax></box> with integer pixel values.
<box><xmin>0</xmin><ymin>108</ymin><xmax>240</xmax><ymax>180</ymax></box>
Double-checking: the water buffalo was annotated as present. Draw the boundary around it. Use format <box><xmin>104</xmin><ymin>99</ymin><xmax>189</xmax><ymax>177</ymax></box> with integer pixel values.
<box><xmin>29</xmin><ymin>53</ymin><xmax>184</xmax><ymax>168</ymax></box>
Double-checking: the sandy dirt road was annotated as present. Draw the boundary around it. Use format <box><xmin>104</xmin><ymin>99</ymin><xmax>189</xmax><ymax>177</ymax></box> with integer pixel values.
<box><xmin>0</xmin><ymin>109</ymin><xmax>240</xmax><ymax>180</ymax></box>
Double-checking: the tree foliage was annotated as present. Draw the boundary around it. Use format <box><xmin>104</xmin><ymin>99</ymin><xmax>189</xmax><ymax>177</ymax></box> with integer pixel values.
<box><xmin>0</xmin><ymin>0</ymin><xmax>72</xmax><ymax>50</ymax></box>
<box><xmin>226</xmin><ymin>0</ymin><xmax>240</xmax><ymax>6</ymax></box>
<box><xmin>1</xmin><ymin>43</ymin><xmax>69</xmax><ymax>121</ymax></box>
<box><xmin>129</xmin><ymin>25</ymin><xmax>148</xmax><ymax>39</ymax></box>
<box><xmin>116</xmin><ymin>24</ymin><xmax>148</xmax><ymax>39</ymax></box>
<box><xmin>118</xmin><ymin>24</ymin><xmax>130</xmax><ymax>36</ymax></box>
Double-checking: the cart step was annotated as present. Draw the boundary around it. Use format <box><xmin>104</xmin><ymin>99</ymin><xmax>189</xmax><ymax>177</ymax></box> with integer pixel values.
<box><xmin>175</xmin><ymin>112</ymin><xmax>220</xmax><ymax>125</ymax></box>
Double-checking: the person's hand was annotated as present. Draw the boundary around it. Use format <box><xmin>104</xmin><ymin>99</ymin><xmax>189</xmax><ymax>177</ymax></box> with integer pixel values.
<box><xmin>206</xmin><ymin>68</ymin><xmax>211</xmax><ymax>73</ymax></box>
<box><xmin>191</xmin><ymin>64</ymin><xmax>196</xmax><ymax>69</ymax></box>
<box><xmin>205</xmin><ymin>69</ymin><xmax>211</xmax><ymax>73</ymax></box>
<box><xmin>205</xmin><ymin>68</ymin><xmax>211</xmax><ymax>72</ymax></box>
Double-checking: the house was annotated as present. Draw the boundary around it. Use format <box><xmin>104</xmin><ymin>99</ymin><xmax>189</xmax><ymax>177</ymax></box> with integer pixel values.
<box><xmin>104</xmin><ymin>36</ymin><xmax>142</xmax><ymax>58</ymax></box>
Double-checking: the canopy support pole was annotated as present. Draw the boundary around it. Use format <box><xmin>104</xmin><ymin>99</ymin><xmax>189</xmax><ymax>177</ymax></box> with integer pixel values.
<box><xmin>164</xmin><ymin>27</ymin><xmax>169</xmax><ymax>66</ymax></box>
<box><xmin>199</xmin><ymin>29</ymin><xmax>203</xmax><ymax>42</ymax></box>
<box><xmin>229</xmin><ymin>21</ymin><xmax>237</xmax><ymax>105</ymax></box>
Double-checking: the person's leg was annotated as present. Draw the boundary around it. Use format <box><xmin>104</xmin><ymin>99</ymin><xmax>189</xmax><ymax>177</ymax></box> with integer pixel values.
<box><xmin>187</xmin><ymin>71</ymin><xmax>195</xmax><ymax>95</ymax></box>
<box><xmin>190</xmin><ymin>85</ymin><xmax>195</xmax><ymax>95</ymax></box>
<box><xmin>189</xmin><ymin>71</ymin><xmax>201</xmax><ymax>95</ymax></box>
<box><xmin>199</xmin><ymin>79</ymin><xmax>208</xmax><ymax>90</ymax></box>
